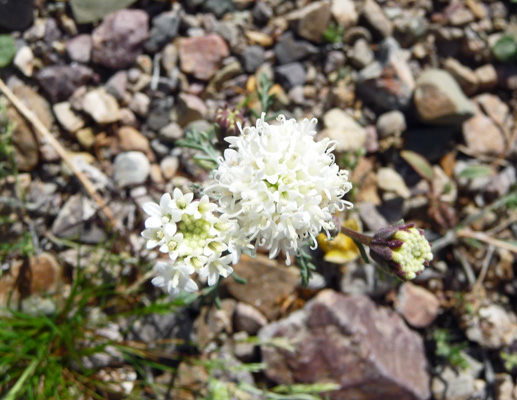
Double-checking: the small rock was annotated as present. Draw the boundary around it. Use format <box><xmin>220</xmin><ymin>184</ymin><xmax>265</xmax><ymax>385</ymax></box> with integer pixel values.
<box><xmin>331</xmin><ymin>0</ymin><xmax>358</xmax><ymax>29</ymax></box>
<box><xmin>463</xmin><ymin>113</ymin><xmax>505</xmax><ymax>156</ymax></box>
<box><xmin>358</xmin><ymin>202</ymin><xmax>388</xmax><ymax>231</ymax></box>
<box><xmin>275</xmin><ymin>62</ymin><xmax>306</xmax><ymax>90</ymax></box>
<box><xmin>431</xmin><ymin>360</ymin><xmax>482</xmax><ymax>400</ymax></box>
<box><xmin>443</xmin><ymin>58</ymin><xmax>479</xmax><ymax>96</ymax></box>
<box><xmin>160</xmin><ymin>156</ymin><xmax>180</xmax><ymax>180</ymax></box>
<box><xmin>194</xmin><ymin>299</ymin><xmax>236</xmax><ymax>347</ymax></box>
<box><xmin>147</xmin><ymin>97</ymin><xmax>174</xmax><ymax>131</ymax></box>
<box><xmin>208</xmin><ymin>60</ymin><xmax>243</xmax><ymax>92</ymax></box>
<box><xmin>0</xmin><ymin>0</ymin><xmax>34</xmax><ymax>31</ymax></box>
<box><xmin>274</xmin><ymin>31</ymin><xmax>318</xmax><ymax>65</ymax></box>
<box><xmin>234</xmin><ymin>302</ymin><xmax>268</xmax><ymax>335</ymax></box>
<box><xmin>91</xmin><ymin>9</ymin><xmax>149</xmax><ymax>69</ymax></box>
<box><xmin>129</xmin><ymin>92</ymin><xmax>150</xmax><ymax>118</ymax></box>
<box><xmin>76</xmin><ymin>127</ymin><xmax>95</xmax><ymax>149</ymax></box>
<box><xmin>286</xmin><ymin>1</ymin><xmax>331</xmax><ymax>43</ymax></box>
<box><xmin>319</xmin><ymin>108</ymin><xmax>366</xmax><ymax>152</ymax></box>
<box><xmin>161</xmin><ymin>43</ymin><xmax>178</xmax><ymax>75</ymax></box>
<box><xmin>474</xmin><ymin>64</ymin><xmax>497</xmax><ymax>90</ymax></box>
<box><xmin>13</xmin><ymin>46</ymin><xmax>34</xmax><ymax>77</ymax></box>
<box><xmin>475</xmin><ymin>93</ymin><xmax>510</xmax><ymax>128</ymax></box>
<box><xmin>485</xmin><ymin>166</ymin><xmax>516</xmax><ymax>199</ymax></box>
<box><xmin>105</xmin><ymin>71</ymin><xmax>127</xmax><ymax>101</ymax></box>
<box><xmin>414</xmin><ymin>69</ymin><xmax>476</xmax><ymax>125</ymax></box>
<box><xmin>362</xmin><ymin>0</ymin><xmax>393</xmax><ymax>38</ymax></box>
<box><xmin>324</xmin><ymin>51</ymin><xmax>346</xmax><ymax>74</ymax></box>
<box><xmin>349</xmin><ymin>38</ymin><xmax>374</xmax><ymax>69</ymax></box>
<box><xmin>448</xmin><ymin>5</ymin><xmax>475</xmax><ymax>26</ymax></box>
<box><xmin>145</xmin><ymin>10</ymin><xmax>180</xmax><ymax>53</ymax></box>
<box><xmin>495</xmin><ymin>373</ymin><xmax>514</xmax><ymax>400</ymax></box>
<box><xmin>252</xmin><ymin>1</ymin><xmax>273</xmax><ymax>24</ymax></box>
<box><xmin>113</xmin><ymin>151</ymin><xmax>150</xmax><ymax>187</ymax></box>
<box><xmin>223</xmin><ymin>254</ymin><xmax>299</xmax><ymax>320</ymax></box>
<box><xmin>464</xmin><ymin>304</ymin><xmax>517</xmax><ymax>348</ymax></box>
<box><xmin>240</xmin><ymin>45</ymin><xmax>265</xmax><ymax>74</ymax></box>
<box><xmin>178</xmin><ymin>34</ymin><xmax>229</xmax><ymax>80</ymax></box>
<box><xmin>377</xmin><ymin>167</ymin><xmax>411</xmax><ymax>199</ymax></box>
<box><xmin>117</xmin><ymin>126</ymin><xmax>150</xmax><ymax>154</ymax></box>
<box><xmin>83</xmin><ymin>88</ymin><xmax>120</xmax><ymax>125</ymax></box>
<box><xmin>259</xmin><ymin>290</ymin><xmax>430</xmax><ymax>400</ymax></box>
<box><xmin>376</xmin><ymin>110</ymin><xmax>406</xmax><ymax>138</ymax></box>
<box><xmin>159</xmin><ymin>122</ymin><xmax>183</xmax><ymax>142</ymax></box>
<box><xmin>36</xmin><ymin>64</ymin><xmax>94</xmax><ymax>103</ymax></box>
<box><xmin>174</xmin><ymin>93</ymin><xmax>207</xmax><ymax>127</ymax></box>
<box><xmin>69</xmin><ymin>0</ymin><xmax>138</xmax><ymax>24</ymax></box>
<box><xmin>397</xmin><ymin>283</ymin><xmax>440</xmax><ymax>328</ymax></box>
<box><xmin>66</xmin><ymin>34</ymin><xmax>92</xmax><ymax>63</ymax></box>
<box><xmin>203</xmin><ymin>0</ymin><xmax>235</xmax><ymax>17</ymax></box>
<box><xmin>53</xmin><ymin>102</ymin><xmax>84</xmax><ymax>133</ymax></box>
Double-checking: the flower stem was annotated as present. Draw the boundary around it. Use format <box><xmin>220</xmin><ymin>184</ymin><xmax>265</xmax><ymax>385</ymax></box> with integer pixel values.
<box><xmin>341</xmin><ymin>226</ymin><xmax>373</xmax><ymax>246</ymax></box>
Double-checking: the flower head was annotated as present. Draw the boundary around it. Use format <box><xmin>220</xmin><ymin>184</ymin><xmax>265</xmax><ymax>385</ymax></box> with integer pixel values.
<box><xmin>141</xmin><ymin>189</ymin><xmax>237</xmax><ymax>296</ymax></box>
<box><xmin>215</xmin><ymin>105</ymin><xmax>244</xmax><ymax>135</ymax></box>
<box><xmin>369</xmin><ymin>223</ymin><xmax>433</xmax><ymax>280</ymax></box>
<box><xmin>205</xmin><ymin>114</ymin><xmax>353</xmax><ymax>265</ymax></box>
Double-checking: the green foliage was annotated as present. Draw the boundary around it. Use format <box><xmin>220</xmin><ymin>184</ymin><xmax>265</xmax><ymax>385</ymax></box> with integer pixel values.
<box><xmin>255</xmin><ymin>73</ymin><xmax>276</xmax><ymax>118</ymax></box>
<box><xmin>401</xmin><ymin>150</ymin><xmax>434</xmax><ymax>182</ymax></box>
<box><xmin>433</xmin><ymin>329</ymin><xmax>469</xmax><ymax>370</ymax></box>
<box><xmin>322</xmin><ymin>23</ymin><xmax>344</xmax><ymax>44</ymax></box>
<box><xmin>457</xmin><ymin>164</ymin><xmax>494</xmax><ymax>180</ymax></box>
<box><xmin>492</xmin><ymin>35</ymin><xmax>517</xmax><ymax>63</ymax></box>
<box><xmin>500</xmin><ymin>351</ymin><xmax>517</xmax><ymax>372</ymax></box>
<box><xmin>0</xmin><ymin>35</ymin><xmax>16</xmax><ymax>68</ymax></box>
<box><xmin>296</xmin><ymin>250</ymin><xmax>317</xmax><ymax>288</ymax></box>
<box><xmin>175</xmin><ymin>126</ymin><xmax>221</xmax><ymax>169</ymax></box>
<box><xmin>0</xmin><ymin>102</ymin><xmax>16</xmax><ymax>180</ymax></box>
<box><xmin>69</xmin><ymin>0</ymin><xmax>137</xmax><ymax>24</ymax></box>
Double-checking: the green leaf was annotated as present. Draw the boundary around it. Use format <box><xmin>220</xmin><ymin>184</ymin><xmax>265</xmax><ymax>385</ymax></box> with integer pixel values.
<box><xmin>0</xmin><ymin>35</ymin><xmax>16</xmax><ymax>68</ymax></box>
<box><xmin>69</xmin><ymin>0</ymin><xmax>138</xmax><ymax>24</ymax></box>
<box><xmin>492</xmin><ymin>35</ymin><xmax>517</xmax><ymax>63</ymax></box>
<box><xmin>353</xmin><ymin>240</ymin><xmax>370</xmax><ymax>264</ymax></box>
<box><xmin>458</xmin><ymin>164</ymin><xmax>493</xmax><ymax>179</ymax></box>
<box><xmin>400</xmin><ymin>150</ymin><xmax>434</xmax><ymax>182</ymax></box>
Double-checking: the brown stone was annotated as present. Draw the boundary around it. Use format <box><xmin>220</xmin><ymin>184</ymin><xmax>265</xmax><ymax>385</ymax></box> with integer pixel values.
<box><xmin>117</xmin><ymin>126</ymin><xmax>151</xmax><ymax>154</ymax></box>
<box><xmin>223</xmin><ymin>254</ymin><xmax>299</xmax><ymax>320</ymax></box>
<box><xmin>286</xmin><ymin>1</ymin><xmax>331</xmax><ymax>43</ymax></box>
<box><xmin>259</xmin><ymin>290</ymin><xmax>430</xmax><ymax>400</ymax></box>
<box><xmin>463</xmin><ymin>113</ymin><xmax>506</xmax><ymax>156</ymax></box>
<box><xmin>397</xmin><ymin>283</ymin><xmax>440</xmax><ymax>328</ymax></box>
<box><xmin>178</xmin><ymin>34</ymin><xmax>229</xmax><ymax>80</ymax></box>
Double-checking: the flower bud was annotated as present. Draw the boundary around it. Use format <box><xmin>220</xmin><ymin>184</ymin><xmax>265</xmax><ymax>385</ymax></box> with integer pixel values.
<box><xmin>369</xmin><ymin>223</ymin><xmax>433</xmax><ymax>281</ymax></box>
<box><xmin>215</xmin><ymin>105</ymin><xmax>244</xmax><ymax>135</ymax></box>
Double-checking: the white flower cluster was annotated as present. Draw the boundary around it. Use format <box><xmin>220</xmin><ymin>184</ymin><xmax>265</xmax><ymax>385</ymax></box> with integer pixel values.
<box><xmin>142</xmin><ymin>114</ymin><xmax>353</xmax><ymax>296</ymax></box>
<box><xmin>206</xmin><ymin>114</ymin><xmax>353</xmax><ymax>265</ymax></box>
<box><xmin>142</xmin><ymin>189</ymin><xmax>236</xmax><ymax>296</ymax></box>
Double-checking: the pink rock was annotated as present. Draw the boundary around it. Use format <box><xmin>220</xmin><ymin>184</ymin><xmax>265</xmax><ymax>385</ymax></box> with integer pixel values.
<box><xmin>259</xmin><ymin>290</ymin><xmax>430</xmax><ymax>400</ymax></box>
<box><xmin>463</xmin><ymin>113</ymin><xmax>506</xmax><ymax>156</ymax></box>
<box><xmin>66</xmin><ymin>34</ymin><xmax>92</xmax><ymax>63</ymax></box>
<box><xmin>178</xmin><ymin>34</ymin><xmax>229</xmax><ymax>80</ymax></box>
<box><xmin>397</xmin><ymin>283</ymin><xmax>440</xmax><ymax>328</ymax></box>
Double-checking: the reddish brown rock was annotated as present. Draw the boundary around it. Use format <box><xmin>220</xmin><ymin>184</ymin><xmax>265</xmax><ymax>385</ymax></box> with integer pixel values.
<box><xmin>463</xmin><ymin>113</ymin><xmax>506</xmax><ymax>156</ymax></box>
<box><xmin>178</xmin><ymin>34</ymin><xmax>229</xmax><ymax>80</ymax></box>
<box><xmin>397</xmin><ymin>283</ymin><xmax>440</xmax><ymax>328</ymax></box>
<box><xmin>259</xmin><ymin>290</ymin><xmax>430</xmax><ymax>400</ymax></box>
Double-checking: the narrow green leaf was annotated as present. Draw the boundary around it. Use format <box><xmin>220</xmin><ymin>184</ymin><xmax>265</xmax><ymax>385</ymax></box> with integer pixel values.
<box><xmin>0</xmin><ymin>35</ymin><xmax>16</xmax><ymax>68</ymax></box>
<box><xmin>353</xmin><ymin>240</ymin><xmax>370</xmax><ymax>264</ymax></box>
<box><xmin>458</xmin><ymin>164</ymin><xmax>493</xmax><ymax>179</ymax></box>
<box><xmin>400</xmin><ymin>150</ymin><xmax>434</xmax><ymax>182</ymax></box>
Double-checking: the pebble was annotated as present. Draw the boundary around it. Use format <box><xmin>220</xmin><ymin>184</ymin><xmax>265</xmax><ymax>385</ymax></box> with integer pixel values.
<box><xmin>174</xmin><ymin>93</ymin><xmax>207</xmax><ymax>127</ymax></box>
<box><xmin>128</xmin><ymin>92</ymin><xmax>150</xmax><ymax>118</ymax></box>
<box><xmin>53</xmin><ymin>102</ymin><xmax>84</xmax><ymax>133</ymax></box>
<box><xmin>319</xmin><ymin>108</ymin><xmax>366</xmax><ymax>152</ymax></box>
<box><xmin>147</xmin><ymin>97</ymin><xmax>174</xmax><ymax>131</ymax></box>
<box><xmin>0</xmin><ymin>0</ymin><xmax>34</xmax><ymax>31</ymax></box>
<box><xmin>160</xmin><ymin>156</ymin><xmax>180</xmax><ymax>180</ymax></box>
<box><xmin>145</xmin><ymin>10</ymin><xmax>180</xmax><ymax>53</ymax></box>
<box><xmin>463</xmin><ymin>112</ymin><xmax>505</xmax><ymax>156</ymax></box>
<box><xmin>233</xmin><ymin>302</ymin><xmax>268</xmax><ymax>335</ymax></box>
<box><xmin>443</xmin><ymin>58</ymin><xmax>479</xmax><ymax>96</ymax></box>
<box><xmin>105</xmin><ymin>71</ymin><xmax>128</xmax><ymax>102</ymax></box>
<box><xmin>76</xmin><ymin>127</ymin><xmax>95</xmax><ymax>149</ymax></box>
<box><xmin>474</xmin><ymin>64</ymin><xmax>497</xmax><ymax>90</ymax></box>
<box><xmin>252</xmin><ymin>1</ymin><xmax>273</xmax><ymax>24</ymax></box>
<box><xmin>117</xmin><ymin>126</ymin><xmax>151</xmax><ymax>154</ymax></box>
<box><xmin>464</xmin><ymin>304</ymin><xmax>517</xmax><ymax>348</ymax></box>
<box><xmin>286</xmin><ymin>1</ymin><xmax>331</xmax><ymax>43</ymax></box>
<box><xmin>274</xmin><ymin>31</ymin><xmax>318</xmax><ymax>65</ymax></box>
<box><xmin>377</xmin><ymin>167</ymin><xmax>411</xmax><ymax>199</ymax></box>
<box><xmin>362</xmin><ymin>0</ymin><xmax>393</xmax><ymax>38</ymax></box>
<box><xmin>13</xmin><ymin>46</ymin><xmax>34</xmax><ymax>77</ymax></box>
<box><xmin>36</xmin><ymin>64</ymin><xmax>94</xmax><ymax>103</ymax></box>
<box><xmin>331</xmin><ymin>0</ymin><xmax>358</xmax><ymax>29</ymax></box>
<box><xmin>397</xmin><ymin>283</ymin><xmax>440</xmax><ymax>328</ymax></box>
<box><xmin>113</xmin><ymin>151</ymin><xmax>151</xmax><ymax>187</ymax></box>
<box><xmin>91</xmin><ymin>9</ymin><xmax>149</xmax><ymax>69</ymax></box>
<box><xmin>414</xmin><ymin>69</ymin><xmax>476</xmax><ymax>125</ymax></box>
<box><xmin>159</xmin><ymin>122</ymin><xmax>183</xmax><ymax>142</ymax></box>
<box><xmin>349</xmin><ymin>38</ymin><xmax>374</xmax><ymax>69</ymax></box>
<box><xmin>178</xmin><ymin>34</ymin><xmax>230</xmax><ymax>80</ymax></box>
<box><xmin>275</xmin><ymin>62</ymin><xmax>306</xmax><ymax>90</ymax></box>
<box><xmin>83</xmin><ymin>88</ymin><xmax>120</xmax><ymax>125</ymax></box>
<box><xmin>376</xmin><ymin>110</ymin><xmax>406</xmax><ymax>138</ymax></box>
<box><xmin>240</xmin><ymin>45</ymin><xmax>265</xmax><ymax>74</ymax></box>
<box><xmin>66</xmin><ymin>34</ymin><xmax>92</xmax><ymax>63</ymax></box>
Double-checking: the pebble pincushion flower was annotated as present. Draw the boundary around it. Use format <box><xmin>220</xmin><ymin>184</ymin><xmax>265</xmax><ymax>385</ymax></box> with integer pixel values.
<box><xmin>206</xmin><ymin>114</ymin><xmax>353</xmax><ymax>264</ymax></box>
<box><xmin>141</xmin><ymin>188</ymin><xmax>236</xmax><ymax>296</ymax></box>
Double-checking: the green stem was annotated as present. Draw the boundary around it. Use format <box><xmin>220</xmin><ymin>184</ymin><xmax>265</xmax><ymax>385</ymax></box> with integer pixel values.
<box><xmin>341</xmin><ymin>226</ymin><xmax>373</xmax><ymax>246</ymax></box>
<box><xmin>4</xmin><ymin>358</ymin><xmax>39</xmax><ymax>400</ymax></box>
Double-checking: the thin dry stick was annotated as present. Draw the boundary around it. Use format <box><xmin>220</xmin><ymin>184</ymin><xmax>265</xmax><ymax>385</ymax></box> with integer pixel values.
<box><xmin>457</xmin><ymin>229</ymin><xmax>517</xmax><ymax>254</ymax></box>
<box><xmin>473</xmin><ymin>244</ymin><xmax>495</xmax><ymax>292</ymax></box>
<box><xmin>0</xmin><ymin>78</ymin><xmax>119</xmax><ymax>230</ymax></box>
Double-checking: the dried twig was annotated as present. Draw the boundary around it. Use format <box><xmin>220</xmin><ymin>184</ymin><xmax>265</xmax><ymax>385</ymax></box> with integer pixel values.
<box><xmin>0</xmin><ymin>78</ymin><xmax>120</xmax><ymax>230</ymax></box>
<box><xmin>457</xmin><ymin>229</ymin><xmax>517</xmax><ymax>254</ymax></box>
<box><xmin>473</xmin><ymin>244</ymin><xmax>495</xmax><ymax>292</ymax></box>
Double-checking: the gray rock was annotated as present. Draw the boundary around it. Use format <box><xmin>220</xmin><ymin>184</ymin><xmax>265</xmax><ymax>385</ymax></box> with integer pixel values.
<box><xmin>394</xmin><ymin>12</ymin><xmax>427</xmax><ymax>47</ymax></box>
<box><xmin>240</xmin><ymin>45</ymin><xmax>265</xmax><ymax>74</ymax></box>
<box><xmin>129</xmin><ymin>92</ymin><xmax>150</xmax><ymax>117</ymax></box>
<box><xmin>252</xmin><ymin>1</ymin><xmax>273</xmax><ymax>24</ymax></box>
<box><xmin>0</xmin><ymin>0</ymin><xmax>34</xmax><ymax>31</ymax></box>
<box><xmin>91</xmin><ymin>9</ymin><xmax>149</xmax><ymax>69</ymax></box>
<box><xmin>349</xmin><ymin>38</ymin><xmax>374</xmax><ymax>69</ymax></box>
<box><xmin>203</xmin><ymin>0</ymin><xmax>235</xmax><ymax>17</ymax></box>
<box><xmin>66</xmin><ymin>34</ymin><xmax>92</xmax><ymax>63</ymax></box>
<box><xmin>362</xmin><ymin>0</ymin><xmax>393</xmax><ymax>38</ymax></box>
<box><xmin>113</xmin><ymin>151</ymin><xmax>150</xmax><ymax>187</ymax></box>
<box><xmin>324</xmin><ymin>50</ymin><xmax>346</xmax><ymax>74</ymax></box>
<box><xmin>357</xmin><ymin>202</ymin><xmax>389</xmax><ymax>232</ymax></box>
<box><xmin>357</xmin><ymin>38</ymin><xmax>415</xmax><ymax>111</ymax></box>
<box><xmin>274</xmin><ymin>32</ymin><xmax>318</xmax><ymax>65</ymax></box>
<box><xmin>174</xmin><ymin>93</ymin><xmax>207</xmax><ymax>127</ymax></box>
<box><xmin>145</xmin><ymin>10</ymin><xmax>180</xmax><ymax>53</ymax></box>
<box><xmin>275</xmin><ymin>62</ymin><xmax>306</xmax><ymax>90</ymax></box>
<box><xmin>286</xmin><ymin>1</ymin><xmax>331</xmax><ymax>43</ymax></box>
<box><xmin>147</xmin><ymin>97</ymin><xmax>174</xmax><ymax>131</ymax></box>
<box><xmin>376</xmin><ymin>110</ymin><xmax>406</xmax><ymax>138</ymax></box>
<box><xmin>234</xmin><ymin>302</ymin><xmax>268</xmax><ymax>335</ymax></box>
<box><xmin>259</xmin><ymin>290</ymin><xmax>430</xmax><ymax>400</ymax></box>
<box><xmin>159</xmin><ymin>122</ymin><xmax>183</xmax><ymax>142</ymax></box>
<box><xmin>414</xmin><ymin>69</ymin><xmax>476</xmax><ymax>125</ymax></box>
<box><xmin>105</xmin><ymin>71</ymin><xmax>127</xmax><ymax>101</ymax></box>
<box><xmin>36</xmin><ymin>64</ymin><xmax>94</xmax><ymax>102</ymax></box>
